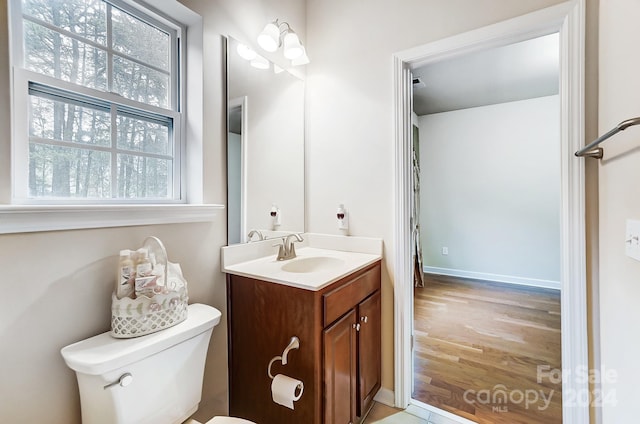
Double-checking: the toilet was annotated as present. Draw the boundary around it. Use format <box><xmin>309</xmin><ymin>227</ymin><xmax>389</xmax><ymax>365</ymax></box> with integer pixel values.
<box><xmin>61</xmin><ymin>303</ymin><xmax>255</xmax><ymax>424</ymax></box>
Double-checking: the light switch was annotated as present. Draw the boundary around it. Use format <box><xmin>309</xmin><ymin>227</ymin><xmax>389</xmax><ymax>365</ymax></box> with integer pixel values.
<box><xmin>625</xmin><ymin>219</ymin><xmax>640</xmax><ymax>261</ymax></box>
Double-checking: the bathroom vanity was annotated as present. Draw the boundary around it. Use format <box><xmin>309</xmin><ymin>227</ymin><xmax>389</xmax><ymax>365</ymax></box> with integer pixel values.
<box><xmin>222</xmin><ymin>234</ymin><xmax>382</xmax><ymax>424</ymax></box>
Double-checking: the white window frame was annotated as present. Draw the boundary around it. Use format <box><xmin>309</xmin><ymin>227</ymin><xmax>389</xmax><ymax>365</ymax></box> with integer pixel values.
<box><xmin>12</xmin><ymin>71</ymin><xmax>183</xmax><ymax>203</ymax></box>
<box><xmin>1</xmin><ymin>0</ymin><xmax>221</xmax><ymax>233</ymax></box>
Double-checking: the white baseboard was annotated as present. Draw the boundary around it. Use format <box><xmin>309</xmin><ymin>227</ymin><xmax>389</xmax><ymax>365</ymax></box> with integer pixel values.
<box><xmin>373</xmin><ymin>387</ymin><xmax>395</xmax><ymax>407</ymax></box>
<box><xmin>423</xmin><ymin>266</ymin><xmax>560</xmax><ymax>290</ymax></box>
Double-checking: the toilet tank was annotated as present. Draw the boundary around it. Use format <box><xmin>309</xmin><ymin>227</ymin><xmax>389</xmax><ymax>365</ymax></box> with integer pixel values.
<box><xmin>61</xmin><ymin>304</ymin><xmax>222</xmax><ymax>424</ymax></box>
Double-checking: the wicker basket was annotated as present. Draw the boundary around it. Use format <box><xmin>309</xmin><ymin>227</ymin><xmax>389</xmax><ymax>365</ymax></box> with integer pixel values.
<box><xmin>110</xmin><ymin>237</ymin><xmax>188</xmax><ymax>338</ymax></box>
<box><xmin>110</xmin><ymin>286</ymin><xmax>188</xmax><ymax>338</ymax></box>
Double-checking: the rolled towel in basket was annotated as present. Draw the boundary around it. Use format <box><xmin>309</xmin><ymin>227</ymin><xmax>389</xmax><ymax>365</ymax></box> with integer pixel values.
<box><xmin>167</xmin><ymin>262</ymin><xmax>187</xmax><ymax>291</ymax></box>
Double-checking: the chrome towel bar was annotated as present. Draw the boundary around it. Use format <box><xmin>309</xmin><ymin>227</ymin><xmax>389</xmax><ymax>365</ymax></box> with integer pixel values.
<box><xmin>575</xmin><ymin>117</ymin><xmax>640</xmax><ymax>159</ymax></box>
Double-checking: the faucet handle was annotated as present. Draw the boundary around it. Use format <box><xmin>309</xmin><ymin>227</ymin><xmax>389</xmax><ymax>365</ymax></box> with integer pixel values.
<box><xmin>247</xmin><ymin>229</ymin><xmax>265</xmax><ymax>242</ymax></box>
<box><xmin>273</xmin><ymin>239</ymin><xmax>287</xmax><ymax>261</ymax></box>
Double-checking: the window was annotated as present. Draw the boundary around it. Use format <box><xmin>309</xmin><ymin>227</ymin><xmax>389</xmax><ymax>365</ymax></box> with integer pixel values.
<box><xmin>10</xmin><ymin>0</ymin><xmax>184</xmax><ymax>202</ymax></box>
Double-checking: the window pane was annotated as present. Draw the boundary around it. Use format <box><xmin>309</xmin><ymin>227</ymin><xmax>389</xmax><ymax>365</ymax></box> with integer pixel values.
<box><xmin>18</xmin><ymin>0</ymin><xmax>181</xmax><ymax>202</ymax></box>
<box><xmin>30</xmin><ymin>95</ymin><xmax>111</xmax><ymax>146</ymax></box>
<box><xmin>112</xmin><ymin>7</ymin><xmax>169</xmax><ymax>71</ymax></box>
<box><xmin>22</xmin><ymin>0</ymin><xmax>107</xmax><ymax>45</ymax></box>
<box><xmin>117</xmin><ymin>155</ymin><xmax>171</xmax><ymax>198</ymax></box>
<box><xmin>117</xmin><ymin>115</ymin><xmax>170</xmax><ymax>155</ymax></box>
<box><xmin>29</xmin><ymin>143</ymin><xmax>111</xmax><ymax>198</ymax></box>
<box><xmin>113</xmin><ymin>55</ymin><xmax>169</xmax><ymax>108</ymax></box>
<box><xmin>24</xmin><ymin>21</ymin><xmax>107</xmax><ymax>90</ymax></box>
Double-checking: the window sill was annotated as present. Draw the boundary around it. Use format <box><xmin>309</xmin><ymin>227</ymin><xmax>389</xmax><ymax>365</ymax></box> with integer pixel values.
<box><xmin>0</xmin><ymin>204</ymin><xmax>225</xmax><ymax>234</ymax></box>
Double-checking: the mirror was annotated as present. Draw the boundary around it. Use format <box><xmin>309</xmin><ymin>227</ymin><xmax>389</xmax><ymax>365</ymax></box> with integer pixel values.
<box><xmin>226</xmin><ymin>36</ymin><xmax>305</xmax><ymax>244</ymax></box>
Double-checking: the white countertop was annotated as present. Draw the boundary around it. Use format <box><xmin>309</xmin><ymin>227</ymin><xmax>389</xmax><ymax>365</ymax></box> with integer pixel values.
<box><xmin>221</xmin><ymin>234</ymin><xmax>383</xmax><ymax>291</ymax></box>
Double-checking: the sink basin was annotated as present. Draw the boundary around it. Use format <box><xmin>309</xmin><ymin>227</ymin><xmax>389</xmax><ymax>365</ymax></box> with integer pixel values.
<box><xmin>281</xmin><ymin>256</ymin><xmax>346</xmax><ymax>273</ymax></box>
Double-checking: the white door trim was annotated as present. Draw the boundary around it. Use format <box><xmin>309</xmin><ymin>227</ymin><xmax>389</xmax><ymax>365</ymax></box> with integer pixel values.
<box><xmin>392</xmin><ymin>1</ymin><xmax>589</xmax><ymax>423</ymax></box>
<box><xmin>229</xmin><ymin>96</ymin><xmax>248</xmax><ymax>243</ymax></box>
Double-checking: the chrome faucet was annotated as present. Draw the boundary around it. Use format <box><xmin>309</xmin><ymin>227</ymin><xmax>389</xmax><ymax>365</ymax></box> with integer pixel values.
<box><xmin>247</xmin><ymin>229</ymin><xmax>265</xmax><ymax>242</ymax></box>
<box><xmin>275</xmin><ymin>233</ymin><xmax>304</xmax><ymax>261</ymax></box>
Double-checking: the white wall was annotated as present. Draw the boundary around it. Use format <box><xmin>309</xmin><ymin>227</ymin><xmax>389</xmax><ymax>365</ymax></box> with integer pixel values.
<box><xmin>419</xmin><ymin>96</ymin><xmax>561</xmax><ymax>287</ymax></box>
<box><xmin>598</xmin><ymin>0</ymin><xmax>640</xmax><ymax>421</ymax></box>
<box><xmin>305</xmin><ymin>0</ymin><xmax>572</xmax><ymax>392</ymax></box>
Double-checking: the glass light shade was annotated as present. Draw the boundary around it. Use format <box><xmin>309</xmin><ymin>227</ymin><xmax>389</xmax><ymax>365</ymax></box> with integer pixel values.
<box><xmin>250</xmin><ymin>55</ymin><xmax>270</xmax><ymax>70</ymax></box>
<box><xmin>283</xmin><ymin>31</ymin><xmax>303</xmax><ymax>59</ymax></box>
<box><xmin>291</xmin><ymin>48</ymin><xmax>310</xmax><ymax>66</ymax></box>
<box><xmin>236</xmin><ymin>44</ymin><xmax>257</xmax><ymax>60</ymax></box>
<box><xmin>257</xmin><ymin>22</ymin><xmax>280</xmax><ymax>52</ymax></box>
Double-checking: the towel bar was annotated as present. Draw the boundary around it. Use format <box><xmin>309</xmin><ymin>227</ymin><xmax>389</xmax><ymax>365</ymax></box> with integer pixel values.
<box><xmin>575</xmin><ymin>117</ymin><xmax>640</xmax><ymax>159</ymax></box>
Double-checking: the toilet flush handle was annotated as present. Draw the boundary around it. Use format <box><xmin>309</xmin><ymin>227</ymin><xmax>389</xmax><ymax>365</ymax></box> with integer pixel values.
<box><xmin>103</xmin><ymin>373</ymin><xmax>133</xmax><ymax>389</ymax></box>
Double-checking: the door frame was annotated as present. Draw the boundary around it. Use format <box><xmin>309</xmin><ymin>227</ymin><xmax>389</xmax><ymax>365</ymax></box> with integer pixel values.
<box><xmin>392</xmin><ymin>1</ymin><xmax>589</xmax><ymax>423</ymax></box>
<box><xmin>228</xmin><ymin>96</ymin><xmax>248</xmax><ymax>243</ymax></box>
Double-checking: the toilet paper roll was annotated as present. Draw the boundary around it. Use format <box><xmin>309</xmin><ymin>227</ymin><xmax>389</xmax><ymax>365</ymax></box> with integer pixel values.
<box><xmin>271</xmin><ymin>374</ymin><xmax>304</xmax><ymax>409</ymax></box>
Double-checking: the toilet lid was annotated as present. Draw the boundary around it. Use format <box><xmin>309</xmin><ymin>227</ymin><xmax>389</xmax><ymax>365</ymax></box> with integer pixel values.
<box><xmin>206</xmin><ymin>417</ymin><xmax>255</xmax><ymax>424</ymax></box>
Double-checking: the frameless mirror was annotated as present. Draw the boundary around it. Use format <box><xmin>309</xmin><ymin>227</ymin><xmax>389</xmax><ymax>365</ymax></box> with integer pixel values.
<box><xmin>226</xmin><ymin>36</ymin><xmax>305</xmax><ymax>244</ymax></box>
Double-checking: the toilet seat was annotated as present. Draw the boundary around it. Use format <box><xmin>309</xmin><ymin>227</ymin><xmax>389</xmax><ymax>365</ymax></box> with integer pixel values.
<box><xmin>206</xmin><ymin>417</ymin><xmax>255</xmax><ymax>424</ymax></box>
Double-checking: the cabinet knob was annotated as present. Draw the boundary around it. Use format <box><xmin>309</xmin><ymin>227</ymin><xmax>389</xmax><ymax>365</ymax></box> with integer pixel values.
<box><xmin>361</xmin><ymin>316</ymin><xmax>368</xmax><ymax>323</ymax></box>
<box><xmin>353</xmin><ymin>323</ymin><xmax>361</xmax><ymax>331</ymax></box>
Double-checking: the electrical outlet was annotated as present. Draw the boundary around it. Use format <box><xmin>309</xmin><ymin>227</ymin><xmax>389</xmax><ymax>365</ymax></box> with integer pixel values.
<box><xmin>442</xmin><ymin>247</ymin><xmax>448</xmax><ymax>255</ymax></box>
<box><xmin>626</xmin><ymin>219</ymin><xmax>640</xmax><ymax>261</ymax></box>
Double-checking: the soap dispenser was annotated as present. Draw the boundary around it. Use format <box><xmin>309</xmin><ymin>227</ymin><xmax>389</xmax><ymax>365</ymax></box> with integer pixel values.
<box><xmin>337</xmin><ymin>204</ymin><xmax>349</xmax><ymax>232</ymax></box>
<box><xmin>270</xmin><ymin>204</ymin><xmax>281</xmax><ymax>229</ymax></box>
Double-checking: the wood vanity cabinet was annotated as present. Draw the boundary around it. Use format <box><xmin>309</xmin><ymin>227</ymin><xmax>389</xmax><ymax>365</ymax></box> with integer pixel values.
<box><xmin>227</xmin><ymin>260</ymin><xmax>381</xmax><ymax>424</ymax></box>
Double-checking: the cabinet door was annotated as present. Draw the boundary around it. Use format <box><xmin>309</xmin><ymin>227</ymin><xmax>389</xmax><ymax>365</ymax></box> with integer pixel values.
<box><xmin>324</xmin><ymin>309</ymin><xmax>357</xmax><ymax>424</ymax></box>
<box><xmin>357</xmin><ymin>291</ymin><xmax>381</xmax><ymax>416</ymax></box>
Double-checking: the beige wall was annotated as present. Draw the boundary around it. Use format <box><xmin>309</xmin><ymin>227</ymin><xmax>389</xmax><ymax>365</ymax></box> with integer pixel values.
<box><xmin>598</xmin><ymin>0</ymin><xmax>640</xmax><ymax>421</ymax></box>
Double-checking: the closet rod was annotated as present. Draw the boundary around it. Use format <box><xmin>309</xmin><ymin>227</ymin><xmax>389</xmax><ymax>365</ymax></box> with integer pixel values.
<box><xmin>575</xmin><ymin>117</ymin><xmax>640</xmax><ymax>159</ymax></box>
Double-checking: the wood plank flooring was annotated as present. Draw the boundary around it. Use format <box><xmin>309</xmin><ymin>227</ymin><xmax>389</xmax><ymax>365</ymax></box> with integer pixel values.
<box><xmin>413</xmin><ymin>274</ymin><xmax>562</xmax><ymax>424</ymax></box>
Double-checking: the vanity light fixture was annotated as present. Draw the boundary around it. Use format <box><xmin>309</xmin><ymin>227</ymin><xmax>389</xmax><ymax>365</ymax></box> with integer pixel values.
<box><xmin>257</xmin><ymin>18</ymin><xmax>310</xmax><ymax>65</ymax></box>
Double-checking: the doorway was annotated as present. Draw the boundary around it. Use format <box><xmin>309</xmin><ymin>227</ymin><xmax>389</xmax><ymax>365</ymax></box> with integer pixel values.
<box><xmin>393</xmin><ymin>2</ymin><xmax>589</xmax><ymax>423</ymax></box>
<box><xmin>227</xmin><ymin>96</ymin><xmax>247</xmax><ymax>244</ymax></box>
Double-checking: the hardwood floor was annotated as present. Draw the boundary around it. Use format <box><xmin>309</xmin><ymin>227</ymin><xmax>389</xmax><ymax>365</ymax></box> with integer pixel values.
<box><xmin>413</xmin><ymin>274</ymin><xmax>562</xmax><ymax>424</ymax></box>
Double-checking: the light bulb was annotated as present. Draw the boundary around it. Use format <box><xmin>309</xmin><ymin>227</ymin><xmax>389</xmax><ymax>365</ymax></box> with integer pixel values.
<box><xmin>283</xmin><ymin>31</ymin><xmax>303</xmax><ymax>59</ymax></box>
<box><xmin>236</xmin><ymin>44</ymin><xmax>257</xmax><ymax>60</ymax></box>
<box><xmin>291</xmin><ymin>47</ymin><xmax>310</xmax><ymax>66</ymax></box>
<box><xmin>257</xmin><ymin>22</ymin><xmax>280</xmax><ymax>52</ymax></box>
<box><xmin>250</xmin><ymin>55</ymin><xmax>270</xmax><ymax>70</ymax></box>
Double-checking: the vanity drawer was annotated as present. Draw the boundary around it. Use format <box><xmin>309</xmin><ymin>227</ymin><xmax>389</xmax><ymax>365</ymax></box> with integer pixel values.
<box><xmin>323</xmin><ymin>263</ymin><xmax>380</xmax><ymax>327</ymax></box>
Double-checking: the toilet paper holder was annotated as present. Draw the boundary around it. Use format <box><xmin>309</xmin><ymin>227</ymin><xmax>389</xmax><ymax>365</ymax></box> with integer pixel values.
<box><xmin>268</xmin><ymin>336</ymin><xmax>300</xmax><ymax>379</ymax></box>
